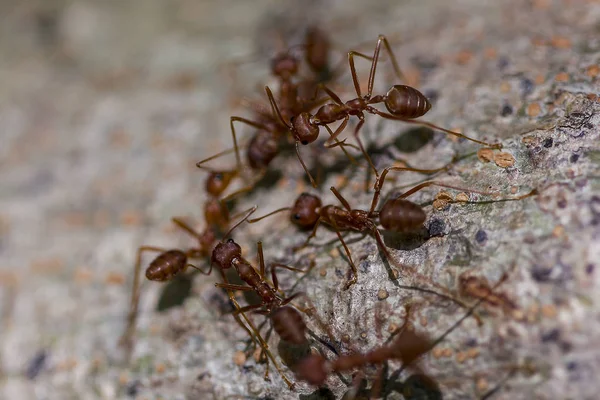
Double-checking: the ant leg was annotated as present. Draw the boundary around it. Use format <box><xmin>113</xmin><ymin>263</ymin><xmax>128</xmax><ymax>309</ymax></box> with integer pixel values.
<box><xmin>120</xmin><ymin>246</ymin><xmax>169</xmax><ymax>354</ymax></box>
<box><xmin>371</xmin><ymin>229</ymin><xmax>479</xmax><ymax>321</ymax></box>
<box><xmin>230</xmin><ymin>116</ymin><xmax>269</xmax><ymax>171</ymax></box>
<box><xmin>171</xmin><ymin>217</ymin><xmax>202</xmax><ymax>239</ymax></box>
<box><xmin>217</xmin><ymin>270</ymin><xmax>295</xmax><ymax>389</ymax></box>
<box><xmin>324</xmin><ymin>115</ymin><xmax>349</xmax><ymax>145</ymax></box>
<box><xmin>398</xmin><ymin>181</ymin><xmax>500</xmax><ymax>200</ymax></box>
<box><xmin>294</xmin><ymin>141</ymin><xmax>318</xmax><ymax>188</ymax></box>
<box><xmin>329</xmin><ymin>222</ymin><xmax>358</xmax><ymax>290</ymax></box>
<box><xmin>330</xmin><ymin>186</ymin><xmax>352</xmax><ymax>211</ymax></box>
<box><xmin>369</xmin><ymin>161</ymin><xmax>457</xmax><ymax>215</ymax></box>
<box><xmin>215</xmin><ymin>282</ymin><xmax>255</xmax><ymax>292</ymax></box>
<box><xmin>270</xmin><ymin>263</ymin><xmax>311</xmax><ymax>292</ymax></box>
<box><xmin>293</xmin><ymin>218</ymin><xmax>322</xmax><ymax>251</ymax></box>
<box><xmin>323</xmin><ymin>124</ymin><xmax>359</xmax><ymax>166</ymax></box>
<box><xmin>257</xmin><ymin>241</ymin><xmax>266</xmax><ymax>279</ymax></box>
<box><xmin>195</xmin><ymin>147</ymin><xmax>241</xmax><ymax>170</ymax></box>
<box><xmin>352</xmin><ymin>117</ymin><xmax>378</xmax><ymax>177</ymax></box>
<box><xmin>371</xmin><ymin>109</ymin><xmax>502</xmax><ymax>149</ymax></box>
<box><xmin>185</xmin><ymin>262</ymin><xmax>213</xmax><ymax>276</ymax></box>
<box><xmin>220</xmin><ymin>171</ymin><xmax>265</xmax><ymax>204</ymax></box>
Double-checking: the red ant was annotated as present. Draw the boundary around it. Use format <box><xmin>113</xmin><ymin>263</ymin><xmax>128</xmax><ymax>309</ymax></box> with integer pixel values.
<box><xmin>293</xmin><ymin>268</ymin><xmax>513</xmax><ymax>391</ymax></box>
<box><xmin>118</xmin><ymin>197</ymin><xmax>252</xmax><ymax>357</ymax></box>
<box><xmin>247</xmin><ymin>158</ymin><xmax>505</xmax><ymax>289</ymax></box>
<box><xmin>196</xmin><ymin>42</ymin><xmax>356</xmax><ymax>202</ymax></box>
<box><xmin>263</xmin><ymin>34</ymin><xmax>502</xmax><ymax>187</ymax></box>
<box><xmin>209</xmin><ymin>207</ymin><xmax>342</xmax><ymax>389</ymax></box>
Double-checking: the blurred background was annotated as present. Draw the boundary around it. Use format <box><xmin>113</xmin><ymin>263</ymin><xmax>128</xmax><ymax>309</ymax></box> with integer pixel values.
<box><xmin>1</xmin><ymin>1</ymin><xmax>599</xmax><ymax>399</ymax></box>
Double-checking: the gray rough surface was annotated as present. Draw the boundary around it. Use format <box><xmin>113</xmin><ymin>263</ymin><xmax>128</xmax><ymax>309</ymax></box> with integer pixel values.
<box><xmin>0</xmin><ymin>0</ymin><xmax>599</xmax><ymax>399</ymax></box>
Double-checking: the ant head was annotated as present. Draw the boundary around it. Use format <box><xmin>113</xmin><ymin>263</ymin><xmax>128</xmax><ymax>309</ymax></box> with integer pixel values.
<box><xmin>384</xmin><ymin>85</ymin><xmax>431</xmax><ymax>118</ymax></box>
<box><xmin>291</xmin><ymin>112</ymin><xmax>319</xmax><ymax>145</ymax></box>
<box><xmin>205</xmin><ymin>170</ymin><xmax>236</xmax><ymax>197</ymax></box>
<box><xmin>379</xmin><ymin>198</ymin><xmax>426</xmax><ymax>232</ymax></box>
<box><xmin>290</xmin><ymin>193</ymin><xmax>321</xmax><ymax>228</ymax></box>
<box><xmin>271</xmin><ymin>53</ymin><xmax>299</xmax><ymax>79</ymax></box>
<box><xmin>211</xmin><ymin>238</ymin><xmax>242</xmax><ymax>270</ymax></box>
<box><xmin>294</xmin><ymin>354</ymin><xmax>328</xmax><ymax>386</ymax></box>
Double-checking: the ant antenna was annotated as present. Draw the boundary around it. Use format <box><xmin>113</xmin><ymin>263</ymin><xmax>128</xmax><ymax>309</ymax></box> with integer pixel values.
<box><xmin>265</xmin><ymin>86</ymin><xmax>291</xmax><ymax>129</ymax></box>
<box><xmin>222</xmin><ymin>206</ymin><xmax>257</xmax><ymax>240</ymax></box>
<box><xmin>247</xmin><ymin>207</ymin><xmax>291</xmax><ymax>223</ymax></box>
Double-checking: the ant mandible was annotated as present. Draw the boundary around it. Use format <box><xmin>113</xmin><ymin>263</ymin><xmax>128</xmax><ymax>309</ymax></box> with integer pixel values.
<box><xmin>264</xmin><ymin>34</ymin><xmax>502</xmax><ymax>187</ymax></box>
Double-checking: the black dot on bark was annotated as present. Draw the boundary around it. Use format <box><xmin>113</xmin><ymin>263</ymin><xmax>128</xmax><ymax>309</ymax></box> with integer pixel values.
<box><xmin>428</xmin><ymin>218</ymin><xmax>446</xmax><ymax>237</ymax></box>
<box><xmin>475</xmin><ymin>229</ymin><xmax>488</xmax><ymax>244</ymax></box>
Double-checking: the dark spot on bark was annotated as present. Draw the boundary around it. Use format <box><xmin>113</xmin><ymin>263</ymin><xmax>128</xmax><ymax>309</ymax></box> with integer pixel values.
<box><xmin>428</xmin><ymin>219</ymin><xmax>446</xmax><ymax>237</ymax></box>
<box><xmin>586</xmin><ymin>264</ymin><xmax>595</xmax><ymax>275</ymax></box>
<box><xmin>531</xmin><ymin>264</ymin><xmax>553</xmax><ymax>282</ymax></box>
<box><xmin>25</xmin><ymin>350</ymin><xmax>47</xmax><ymax>380</ymax></box>
<box><xmin>126</xmin><ymin>380</ymin><xmax>140</xmax><ymax>397</ymax></box>
<box><xmin>475</xmin><ymin>229</ymin><xmax>488</xmax><ymax>244</ymax></box>
<box><xmin>520</xmin><ymin>78</ymin><xmax>534</xmax><ymax>97</ymax></box>
<box><xmin>497</xmin><ymin>57</ymin><xmax>510</xmax><ymax>70</ymax></box>
<box><xmin>542</xmin><ymin>138</ymin><xmax>553</xmax><ymax>148</ymax></box>
<box><xmin>570</xmin><ymin>153</ymin><xmax>579</xmax><ymax>162</ymax></box>
<box><xmin>541</xmin><ymin>328</ymin><xmax>560</xmax><ymax>342</ymax></box>
<box><xmin>501</xmin><ymin>103</ymin><xmax>513</xmax><ymax>116</ymax></box>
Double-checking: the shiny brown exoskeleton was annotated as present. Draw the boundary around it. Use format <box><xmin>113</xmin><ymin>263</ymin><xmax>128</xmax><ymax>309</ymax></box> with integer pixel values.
<box><xmin>119</xmin><ymin>194</ymin><xmax>235</xmax><ymax>357</ymax></box>
<box><xmin>295</xmin><ymin>327</ymin><xmax>432</xmax><ymax>387</ymax></box>
<box><xmin>195</xmin><ymin>30</ymin><xmax>359</xmax><ymax>199</ymax></box>
<box><xmin>248</xmin><ymin>182</ymin><xmax>446</xmax><ymax>289</ymax></box>
<box><xmin>264</xmin><ymin>34</ymin><xmax>502</xmax><ymax>187</ymax></box>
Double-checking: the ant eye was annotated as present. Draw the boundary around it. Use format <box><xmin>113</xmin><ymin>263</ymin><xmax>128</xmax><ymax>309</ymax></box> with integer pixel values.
<box><xmin>227</xmin><ymin>238</ymin><xmax>234</xmax><ymax>243</ymax></box>
<box><xmin>215</xmin><ymin>173</ymin><xmax>223</xmax><ymax>180</ymax></box>
<box><xmin>293</xmin><ymin>214</ymin><xmax>301</xmax><ymax>220</ymax></box>
<box><xmin>301</xmin><ymin>140</ymin><xmax>309</xmax><ymax>145</ymax></box>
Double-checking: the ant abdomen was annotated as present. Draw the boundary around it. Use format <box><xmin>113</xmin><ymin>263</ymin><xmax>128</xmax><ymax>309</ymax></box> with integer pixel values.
<box><xmin>378</xmin><ymin>198</ymin><xmax>426</xmax><ymax>232</ymax></box>
<box><xmin>247</xmin><ymin>130</ymin><xmax>279</xmax><ymax>169</ymax></box>
<box><xmin>385</xmin><ymin>85</ymin><xmax>432</xmax><ymax>119</ymax></box>
<box><xmin>291</xmin><ymin>193</ymin><xmax>321</xmax><ymax>229</ymax></box>
<box><xmin>271</xmin><ymin>306</ymin><xmax>307</xmax><ymax>345</ymax></box>
<box><xmin>145</xmin><ymin>250</ymin><xmax>187</xmax><ymax>281</ymax></box>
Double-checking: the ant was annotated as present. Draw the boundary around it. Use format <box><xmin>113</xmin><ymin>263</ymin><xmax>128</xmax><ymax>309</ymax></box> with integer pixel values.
<box><xmin>293</xmin><ymin>266</ymin><xmax>513</xmax><ymax>390</ymax></box>
<box><xmin>118</xmin><ymin>198</ymin><xmax>252</xmax><ymax>358</ymax></box>
<box><xmin>196</xmin><ymin>41</ymin><xmax>356</xmax><ymax>202</ymax></box>
<box><xmin>247</xmin><ymin>160</ymin><xmax>507</xmax><ymax>289</ymax></box>
<box><xmin>263</xmin><ymin>34</ymin><xmax>502</xmax><ymax>187</ymax></box>
<box><xmin>209</xmin><ymin>207</ymin><xmax>340</xmax><ymax>389</ymax></box>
